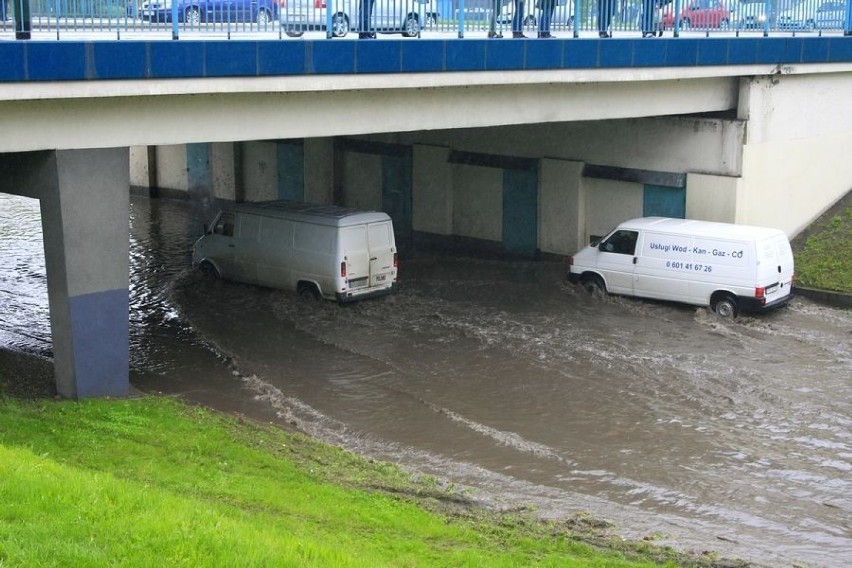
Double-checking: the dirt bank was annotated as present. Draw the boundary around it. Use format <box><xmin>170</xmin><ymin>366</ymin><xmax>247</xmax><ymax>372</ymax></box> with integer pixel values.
<box><xmin>0</xmin><ymin>348</ymin><xmax>56</xmax><ymax>399</ymax></box>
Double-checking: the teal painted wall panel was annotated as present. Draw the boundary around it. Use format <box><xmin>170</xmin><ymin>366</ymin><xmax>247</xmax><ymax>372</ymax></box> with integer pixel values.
<box><xmin>643</xmin><ymin>184</ymin><xmax>685</xmax><ymax>218</ymax></box>
<box><xmin>277</xmin><ymin>142</ymin><xmax>305</xmax><ymax>201</ymax></box>
<box><xmin>382</xmin><ymin>152</ymin><xmax>413</xmax><ymax>246</ymax></box>
<box><xmin>186</xmin><ymin>143</ymin><xmax>210</xmax><ymax>199</ymax></box>
<box><xmin>502</xmin><ymin>168</ymin><xmax>538</xmax><ymax>257</ymax></box>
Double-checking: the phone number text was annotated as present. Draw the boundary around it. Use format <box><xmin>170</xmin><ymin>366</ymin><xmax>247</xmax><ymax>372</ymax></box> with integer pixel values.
<box><xmin>666</xmin><ymin>261</ymin><xmax>713</xmax><ymax>273</ymax></box>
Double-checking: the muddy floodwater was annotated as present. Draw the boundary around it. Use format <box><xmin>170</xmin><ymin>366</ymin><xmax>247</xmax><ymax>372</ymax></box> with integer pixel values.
<box><xmin>2</xmin><ymin>193</ymin><xmax>851</xmax><ymax>567</ymax></box>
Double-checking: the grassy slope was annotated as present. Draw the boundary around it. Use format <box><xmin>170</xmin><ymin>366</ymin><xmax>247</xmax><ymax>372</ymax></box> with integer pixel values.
<box><xmin>0</xmin><ymin>395</ymin><xmax>738</xmax><ymax>567</ymax></box>
<box><xmin>792</xmin><ymin>203</ymin><xmax>852</xmax><ymax>293</ymax></box>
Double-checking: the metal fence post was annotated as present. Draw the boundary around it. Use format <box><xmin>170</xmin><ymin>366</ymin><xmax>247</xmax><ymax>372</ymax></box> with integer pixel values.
<box><xmin>845</xmin><ymin>0</ymin><xmax>852</xmax><ymax>35</ymax></box>
<box><xmin>762</xmin><ymin>0</ymin><xmax>770</xmax><ymax>37</ymax></box>
<box><xmin>458</xmin><ymin>0</ymin><xmax>464</xmax><ymax>37</ymax></box>
<box><xmin>673</xmin><ymin>0</ymin><xmax>681</xmax><ymax>37</ymax></box>
<box><xmin>171</xmin><ymin>0</ymin><xmax>179</xmax><ymax>39</ymax></box>
<box><xmin>573</xmin><ymin>0</ymin><xmax>580</xmax><ymax>37</ymax></box>
<box><xmin>14</xmin><ymin>0</ymin><xmax>31</xmax><ymax>39</ymax></box>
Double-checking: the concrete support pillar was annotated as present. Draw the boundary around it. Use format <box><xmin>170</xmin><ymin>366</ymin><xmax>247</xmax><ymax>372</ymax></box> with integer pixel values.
<box><xmin>685</xmin><ymin>173</ymin><xmax>738</xmax><ymax>223</ymax></box>
<box><xmin>305</xmin><ymin>138</ymin><xmax>334</xmax><ymax>204</ymax></box>
<box><xmin>412</xmin><ymin>144</ymin><xmax>452</xmax><ymax>235</ymax></box>
<box><xmin>242</xmin><ymin>141</ymin><xmax>278</xmax><ymax>202</ymax></box>
<box><xmin>39</xmin><ymin>148</ymin><xmax>130</xmax><ymax>399</ymax></box>
<box><xmin>539</xmin><ymin>158</ymin><xmax>584</xmax><ymax>256</ymax></box>
<box><xmin>210</xmin><ymin>142</ymin><xmax>236</xmax><ymax>201</ymax></box>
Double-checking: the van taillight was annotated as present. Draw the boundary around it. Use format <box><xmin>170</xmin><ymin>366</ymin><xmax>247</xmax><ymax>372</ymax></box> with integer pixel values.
<box><xmin>340</xmin><ymin>261</ymin><xmax>346</xmax><ymax>278</ymax></box>
<box><xmin>393</xmin><ymin>253</ymin><xmax>399</xmax><ymax>269</ymax></box>
<box><xmin>755</xmin><ymin>286</ymin><xmax>765</xmax><ymax>299</ymax></box>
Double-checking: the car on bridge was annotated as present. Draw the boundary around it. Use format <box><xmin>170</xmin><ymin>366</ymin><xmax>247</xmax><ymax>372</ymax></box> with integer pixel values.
<box><xmin>814</xmin><ymin>0</ymin><xmax>846</xmax><ymax>28</ymax></box>
<box><xmin>139</xmin><ymin>0</ymin><xmax>279</xmax><ymax>25</ymax></box>
<box><xmin>732</xmin><ymin>0</ymin><xmax>772</xmax><ymax>29</ymax></box>
<box><xmin>775</xmin><ymin>0</ymin><xmax>818</xmax><ymax>30</ymax></box>
<box><xmin>278</xmin><ymin>0</ymin><xmax>435</xmax><ymax>37</ymax></box>
<box><xmin>661</xmin><ymin>0</ymin><xmax>732</xmax><ymax>29</ymax></box>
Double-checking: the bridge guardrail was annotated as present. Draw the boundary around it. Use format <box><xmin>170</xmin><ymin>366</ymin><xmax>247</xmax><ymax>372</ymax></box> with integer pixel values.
<box><xmin>2</xmin><ymin>0</ymin><xmax>850</xmax><ymax>38</ymax></box>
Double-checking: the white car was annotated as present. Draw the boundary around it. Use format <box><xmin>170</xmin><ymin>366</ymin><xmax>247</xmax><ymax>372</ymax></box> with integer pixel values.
<box><xmin>734</xmin><ymin>0</ymin><xmax>771</xmax><ymax>29</ymax></box>
<box><xmin>814</xmin><ymin>0</ymin><xmax>845</xmax><ymax>29</ymax></box>
<box><xmin>776</xmin><ymin>0</ymin><xmax>817</xmax><ymax>29</ymax></box>
<box><xmin>279</xmin><ymin>0</ymin><xmax>433</xmax><ymax>37</ymax></box>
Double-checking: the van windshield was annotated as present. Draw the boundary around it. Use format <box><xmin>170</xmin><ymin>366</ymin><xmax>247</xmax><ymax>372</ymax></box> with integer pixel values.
<box><xmin>600</xmin><ymin>230</ymin><xmax>639</xmax><ymax>255</ymax></box>
<box><xmin>590</xmin><ymin>229</ymin><xmax>612</xmax><ymax>247</ymax></box>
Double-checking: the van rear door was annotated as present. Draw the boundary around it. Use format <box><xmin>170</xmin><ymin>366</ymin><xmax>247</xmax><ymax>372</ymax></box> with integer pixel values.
<box><xmin>367</xmin><ymin>221</ymin><xmax>395</xmax><ymax>288</ymax></box>
<box><xmin>342</xmin><ymin>226</ymin><xmax>371</xmax><ymax>291</ymax></box>
<box><xmin>758</xmin><ymin>234</ymin><xmax>795</xmax><ymax>302</ymax></box>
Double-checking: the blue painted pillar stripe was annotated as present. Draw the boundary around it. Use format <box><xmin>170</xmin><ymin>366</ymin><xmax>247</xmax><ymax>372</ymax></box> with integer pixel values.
<box><xmin>37</xmin><ymin>147</ymin><xmax>131</xmax><ymax>400</ymax></box>
<box><xmin>69</xmin><ymin>289</ymin><xmax>130</xmax><ymax>399</ymax></box>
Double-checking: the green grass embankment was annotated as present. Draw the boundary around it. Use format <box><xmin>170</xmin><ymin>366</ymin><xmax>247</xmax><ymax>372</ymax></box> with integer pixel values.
<box><xmin>793</xmin><ymin>204</ymin><xmax>852</xmax><ymax>294</ymax></box>
<box><xmin>0</xmin><ymin>394</ymin><xmax>739</xmax><ymax>567</ymax></box>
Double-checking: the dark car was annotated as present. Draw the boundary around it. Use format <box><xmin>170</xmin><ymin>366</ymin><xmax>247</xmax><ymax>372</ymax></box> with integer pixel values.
<box><xmin>139</xmin><ymin>0</ymin><xmax>278</xmax><ymax>25</ymax></box>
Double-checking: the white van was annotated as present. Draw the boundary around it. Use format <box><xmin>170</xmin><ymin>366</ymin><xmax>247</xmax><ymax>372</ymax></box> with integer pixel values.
<box><xmin>567</xmin><ymin>217</ymin><xmax>795</xmax><ymax>317</ymax></box>
<box><xmin>192</xmin><ymin>200</ymin><xmax>398</xmax><ymax>302</ymax></box>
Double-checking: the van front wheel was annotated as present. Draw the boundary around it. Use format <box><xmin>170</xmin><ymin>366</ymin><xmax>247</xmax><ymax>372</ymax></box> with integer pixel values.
<box><xmin>712</xmin><ymin>295</ymin><xmax>738</xmax><ymax>319</ymax></box>
<box><xmin>581</xmin><ymin>275</ymin><xmax>606</xmax><ymax>299</ymax></box>
<box><xmin>199</xmin><ymin>261</ymin><xmax>220</xmax><ymax>280</ymax></box>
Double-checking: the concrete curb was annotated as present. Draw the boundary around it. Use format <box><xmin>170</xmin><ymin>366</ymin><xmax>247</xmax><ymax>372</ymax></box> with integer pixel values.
<box><xmin>795</xmin><ymin>287</ymin><xmax>852</xmax><ymax>310</ymax></box>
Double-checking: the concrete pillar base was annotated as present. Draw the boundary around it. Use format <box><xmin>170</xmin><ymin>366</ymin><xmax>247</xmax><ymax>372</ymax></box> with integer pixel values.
<box><xmin>39</xmin><ymin>148</ymin><xmax>130</xmax><ymax>399</ymax></box>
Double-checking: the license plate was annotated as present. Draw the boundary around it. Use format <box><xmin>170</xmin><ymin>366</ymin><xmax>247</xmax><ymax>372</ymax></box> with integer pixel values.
<box><xmin>375</xmin><ymin>274</ymin><xmax>386</xmax><ymax>282</ymax></box>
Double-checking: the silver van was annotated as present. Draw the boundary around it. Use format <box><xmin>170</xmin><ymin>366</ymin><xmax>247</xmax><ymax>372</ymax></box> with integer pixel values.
<box><xmin>192</xmin><ymin>200</ymin><xmax>398</xmax><ymax>302</ymax></box>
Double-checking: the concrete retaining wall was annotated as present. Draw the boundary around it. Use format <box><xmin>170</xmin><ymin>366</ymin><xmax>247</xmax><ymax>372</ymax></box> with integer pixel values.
<box><xmin>127</xmin><ymin>69</ymin><xmax>852</xmax><ymax>257</ymax></box>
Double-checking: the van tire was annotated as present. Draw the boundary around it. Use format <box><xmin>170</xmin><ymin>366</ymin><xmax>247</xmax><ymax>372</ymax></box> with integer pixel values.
<box><xmin>712</xmin><ymin>295</ymin><xmax>738</xmax><ymax>319</ymax></box>
<box><xmin>297</xmin><ymin>282</ymin><xmax>320</xmax><ymax>302</ymax></box>
<box><xmin>199</xmin><ymin>261</ymin><xmax>220</xmax><ymax>280</ymax></box>
<box><xmin>581</xmin><ymin>275</ymin><xmax>606</xmax><ymax>298</ymax></box>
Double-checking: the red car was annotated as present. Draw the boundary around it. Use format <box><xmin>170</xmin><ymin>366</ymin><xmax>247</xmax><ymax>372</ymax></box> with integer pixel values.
<box><xmin>661</xmin><ymin>0</ymin><xmax>732</xmax><ymax>29</ymax></box>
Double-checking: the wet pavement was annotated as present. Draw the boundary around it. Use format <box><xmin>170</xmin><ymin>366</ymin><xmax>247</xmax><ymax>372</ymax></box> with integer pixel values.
<box><xmin>2</xmin><ymin>193</ymin><xmax>851</xmax><ymax>567</ymax></box>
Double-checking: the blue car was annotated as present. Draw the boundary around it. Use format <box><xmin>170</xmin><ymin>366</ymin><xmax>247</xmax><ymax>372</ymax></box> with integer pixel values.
<box><xmin>139</xmin><ymin>0</ymin><xmax>279</xmax><ymax>25</ymax></box>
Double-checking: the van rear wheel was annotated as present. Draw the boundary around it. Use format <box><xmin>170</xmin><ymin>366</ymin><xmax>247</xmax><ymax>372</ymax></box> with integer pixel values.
<box><xmin>297</xmin><ymin>282</ymin><xmax>320</xmax><ymax>302</ymax></box>
<box><xmin>712</xmin><ymin>295</ymin><xmax>738</xmax><ymax>319</ymax></box>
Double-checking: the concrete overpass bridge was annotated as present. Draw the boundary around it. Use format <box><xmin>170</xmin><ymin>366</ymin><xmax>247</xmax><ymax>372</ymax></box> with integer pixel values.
<box><xmin>1</xmin><ymin>35</ymin><xmax>851</xmax><ymax>398</ymax></box>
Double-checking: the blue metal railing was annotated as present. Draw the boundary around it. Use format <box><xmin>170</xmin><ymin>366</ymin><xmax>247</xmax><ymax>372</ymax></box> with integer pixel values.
<box><xmin>2</xmin><ymin>0</ymin><xmax>850</xmax><ymax>38</ymax></box>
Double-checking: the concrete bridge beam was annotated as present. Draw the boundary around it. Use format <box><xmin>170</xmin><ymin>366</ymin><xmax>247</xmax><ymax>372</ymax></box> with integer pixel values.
<box><xmin>37</xmin><ymin>148</ymin><xmax>130</xmax><ymax>399</ymax></box>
